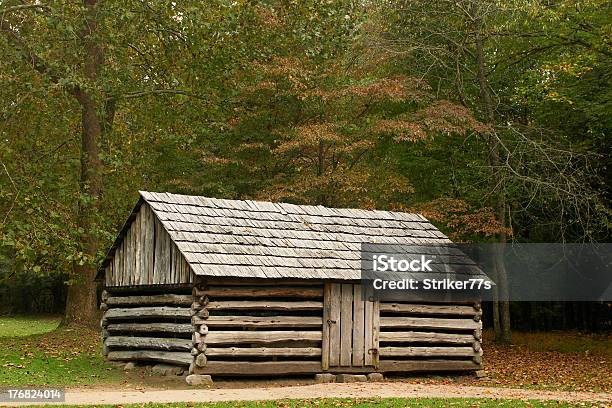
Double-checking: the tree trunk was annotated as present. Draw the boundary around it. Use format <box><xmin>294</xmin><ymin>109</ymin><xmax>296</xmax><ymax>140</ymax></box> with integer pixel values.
<box><xmin>471</xmin><ymin>0</ymin><xmax>511</xmax><ymax>343</ymax></box>
<box><xmin>492</xmin><ymin>297</ymin><xmax>501</xmax><ymax>337</ymax></box>
<box><xmin>64</xmin><ymin>0</ymin><xmax>104</xmax><ymax>327</ymax></box>
<box><xmin>64</xmin><ymin>93</ymin><xmax>103</xmax><ymax>326</ymax></box>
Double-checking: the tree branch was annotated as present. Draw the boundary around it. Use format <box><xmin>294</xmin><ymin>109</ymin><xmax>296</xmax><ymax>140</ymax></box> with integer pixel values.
<box><xmin>112</xmin><ymin>89</ymin><xmax>207</xmax><ymax>101</ymax></box>
<box><xmin>0</xmin><ymin>4</ymin><xmax>50</xmax><ymax>14</ymax></box>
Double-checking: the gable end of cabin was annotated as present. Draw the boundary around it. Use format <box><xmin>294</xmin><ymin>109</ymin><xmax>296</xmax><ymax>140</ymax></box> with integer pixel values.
<box><xmin>102</xmin><ymin>201</ymin><xmax>192</xmax><ymax>287</ymax></box>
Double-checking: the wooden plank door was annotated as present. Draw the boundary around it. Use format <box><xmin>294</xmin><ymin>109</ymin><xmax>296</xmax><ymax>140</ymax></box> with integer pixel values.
<box><xmin>322</xmin><ymin>283</ymin><xmax>379</xmax><ymax>369</ymax></box>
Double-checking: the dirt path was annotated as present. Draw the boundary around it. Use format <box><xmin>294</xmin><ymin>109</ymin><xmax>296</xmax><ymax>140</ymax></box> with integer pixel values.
<box><xmin>4</xmin><ymin>382</ymin><xmax>611</xmax><ymax>406</ymax></box>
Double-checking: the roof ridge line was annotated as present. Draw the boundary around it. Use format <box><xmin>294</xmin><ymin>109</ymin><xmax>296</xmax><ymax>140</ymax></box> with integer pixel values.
<box><xmin>139</xmin><ymin>190</ymin><xmax>431</xmax><ymax>221</ymax></box>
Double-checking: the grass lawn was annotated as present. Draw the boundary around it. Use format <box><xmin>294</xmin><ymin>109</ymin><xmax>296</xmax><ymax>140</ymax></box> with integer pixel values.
<box><xmin>395</xmin><ymin>331</ymin><xmax>611</xmax><ymax>393</ymax></box>
<box><xmin>0</xmin><ymin>315</ymin><xmax>124</xmax><ymax>387</ymax></box>
<box><xmin>478</xmin><ymin>330</ymin><xmax>612</xmax><ymax>392</ymax></box>
<box><xmin>509</xmin><ymin>331</ymin><xmax>612</xmax><ymax>356</ymax></box>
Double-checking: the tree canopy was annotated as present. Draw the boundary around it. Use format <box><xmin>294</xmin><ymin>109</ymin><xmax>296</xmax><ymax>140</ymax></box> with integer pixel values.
<box><xmin>0</xmin><ymin>0</ymin><xmax>609</xmax><ymax>328</ymax></box>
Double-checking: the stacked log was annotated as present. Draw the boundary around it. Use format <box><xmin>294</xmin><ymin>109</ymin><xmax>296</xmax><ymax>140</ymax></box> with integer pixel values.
<box><xmin>99</xmin><ymin>287</ymin><xmax>193</xmax><ymax>366</ymax></box>
<box><xmin>378</xmin><ymin>300</ymin><xmax>483</xmax><ymax>372</ymax></box>
<box><xmin>190</xmin><ymin>282</ymin><xmax>209</xmax><ymax>374</ymax></box>
<box><xmin>190</xmin><ymin>278</ymin><xmax>325</xmax><ymax>376</ymax></box>
<box><xmin>100</xmin><ymin>290</ymin><xmax>110</xmax><ymax>356</ymax></box>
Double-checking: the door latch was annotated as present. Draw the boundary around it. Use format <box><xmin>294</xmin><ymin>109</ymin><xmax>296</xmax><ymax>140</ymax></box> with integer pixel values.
<box><xmin>327</xmin><ymin>319</ymin><xmax>337</xmax><ymax>325</ymax></box>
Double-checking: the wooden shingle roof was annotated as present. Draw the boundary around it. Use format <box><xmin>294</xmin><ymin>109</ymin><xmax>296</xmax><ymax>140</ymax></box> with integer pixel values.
<box><xmin>137</xmin><ymin>191</ymin><xmax>456</xmax><ymax>280</ymax></box>
<box><xmin>100</xmin><ymin>191</ymin><xmax>490</xmax><ymax>281</ymax></box>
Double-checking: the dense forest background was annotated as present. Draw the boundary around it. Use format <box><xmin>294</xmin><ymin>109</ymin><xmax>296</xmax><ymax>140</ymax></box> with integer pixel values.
<box><xmin>0</xmin><ymin>1</ymin><xmax>610</xmax><ymax>338</ymax></box>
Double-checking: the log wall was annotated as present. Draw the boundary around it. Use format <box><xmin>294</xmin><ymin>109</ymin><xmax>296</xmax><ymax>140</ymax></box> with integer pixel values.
<box><xmin>100</xmin><ymin>287</ymin><xmax>193</xmax><ymax>366</ymax></box>
<box><xmin>378</xmin><ymin>300</ymin><xmax>483</xmax><ymax>372</ymax></box>
<box><xmin>190</xmin><ymin>278</ymin><xmax>325</xmax><ymax>376</ymax></box>
<box><xmin>104</xmin><ymin>203</ymin><xmax>192</xmax><ymax>286</ymax></box>
<box><xmin>100</xmin><ymin>279</ymin><xmax>483</xmax><ymax>375</ymax></box>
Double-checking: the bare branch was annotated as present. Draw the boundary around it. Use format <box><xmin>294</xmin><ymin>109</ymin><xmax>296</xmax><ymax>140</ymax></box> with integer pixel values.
<box><xmin>0</xmin><ymin>159</ymin><xmax>17</xmax><ymax>193</ymax></box>
<box><xmin>0</xmin><ymin>4</ymin><xmax>50</xmax><ymax>14</ymax></box>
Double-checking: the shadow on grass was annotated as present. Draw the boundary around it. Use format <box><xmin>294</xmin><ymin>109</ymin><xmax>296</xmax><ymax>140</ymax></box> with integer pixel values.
<box><xmin>0</xmin><ymin>315</ymin><xmax>61</xmax><ymax>337</ymax></box>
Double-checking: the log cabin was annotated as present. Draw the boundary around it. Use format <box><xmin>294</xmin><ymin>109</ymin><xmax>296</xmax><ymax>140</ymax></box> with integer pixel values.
<box><xmin>97</xmin><ymin>191</ymin><xmax>484</xmax><ymax>379</ymax></box>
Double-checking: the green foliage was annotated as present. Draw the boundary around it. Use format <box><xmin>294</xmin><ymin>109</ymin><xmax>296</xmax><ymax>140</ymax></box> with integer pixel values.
<box><xmin>0</xmin><ymin>0</ymin><xmax>275</xmax><ymax>278</ymax></box>
<box><xmin>0</xmin><ymin>267</ymin><xmax>66</xmax><ymax>314</ymax></box>
<box><xmin>367</xmin><ymin>0</ymin><xmax>610</xmax><ymax>242</ymax></box>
